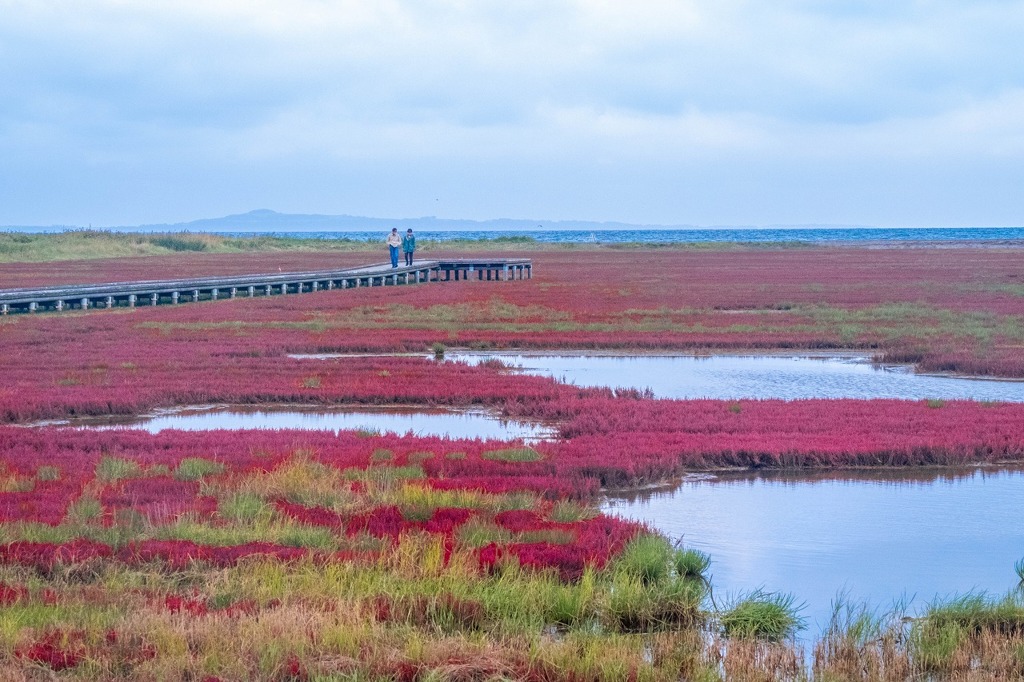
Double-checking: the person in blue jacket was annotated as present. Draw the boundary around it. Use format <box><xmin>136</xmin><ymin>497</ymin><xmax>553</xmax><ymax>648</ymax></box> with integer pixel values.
<box><xmin>402</xmin><ymin>229</ymin><xmax>416</xmax><ymax>266</ymax></box>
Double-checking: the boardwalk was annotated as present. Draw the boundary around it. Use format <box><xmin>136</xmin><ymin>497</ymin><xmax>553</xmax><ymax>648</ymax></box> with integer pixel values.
<box><xmin>0</xmin><ymin>258</ymin><xmax>532</xmax><ymax>315</ymax></box>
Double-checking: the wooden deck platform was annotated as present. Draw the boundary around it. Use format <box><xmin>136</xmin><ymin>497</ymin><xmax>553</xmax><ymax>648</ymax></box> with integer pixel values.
<box><xmin>0</xmin><ymin>258</ymin><xmax>532</xmax><ymax>315</ymax></box>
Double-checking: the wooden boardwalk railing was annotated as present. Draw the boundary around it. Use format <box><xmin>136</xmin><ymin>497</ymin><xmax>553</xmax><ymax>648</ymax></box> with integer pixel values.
<box><xmin>0</xmin><ymin>258</ymin><xmax>532</xmax><ymax>315</ymax></box>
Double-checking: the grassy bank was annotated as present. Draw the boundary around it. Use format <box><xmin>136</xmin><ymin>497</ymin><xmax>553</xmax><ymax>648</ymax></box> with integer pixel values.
<box><xmin>0</xmin><ymin>230</ymin><xmax>813</xmax><ymax>263</ymax></box>
<box><xmin>2</xmin><ymin>500</ymin><xmax>1023</xmax><ymax>679</ymax></box>
<box><xmin>0</xmin><ymin>231</ymin><xmax>375</xmax><ymax>263</ymax></box>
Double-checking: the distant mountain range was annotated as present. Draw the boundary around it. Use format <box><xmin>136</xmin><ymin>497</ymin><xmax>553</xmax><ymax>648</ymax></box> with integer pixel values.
<box><xmin>146</xmin><ymin>210</ymin><xmax>706</xmax><ymax>233</ymax></box>
<box><xmin>150</xmin><ymin>209</ymin><xmax>689</xmax><ymax>232</ymax></box>
<box><xmin>5</xmin><ymin>209</ymin><xmax>867</xmax><ymax>233</ymax></box>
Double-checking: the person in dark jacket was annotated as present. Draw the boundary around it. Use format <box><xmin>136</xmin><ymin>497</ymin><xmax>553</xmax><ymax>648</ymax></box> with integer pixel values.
<box><xmin>402</xmin><ymin>229</ymin><xmax>416</xmax><ymax>266</ymax></box>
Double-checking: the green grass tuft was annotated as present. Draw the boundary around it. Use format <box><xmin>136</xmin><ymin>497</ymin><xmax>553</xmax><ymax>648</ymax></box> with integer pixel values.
<box><xmin>674</xmin><ymin>548</ymin><xmax>711</xmax><ymax>581</ymax></box>
<box><xmin>544</xmin><ymin>568</ymin><xmax>596</xmax><ymax>627</ymax></box>
<box><xmin>149</xmin><ymin>234</ymin><xmax>208</xmax><ymax>252</ymax></box>
<box><xmin>607</xmin><ymin>572</ymin><xmax>705</xmax><ymax>631</ymax></box>
<box><xmin>548</xmin><ymin>500</ymin><xmax>597</xmax><ymax>523</ymax></box>
<box><xmin>349</xmin><ymin>465</ymin><xmax>425</xmax><ymax>487</ymax></box>
<box><xmin>400</xmin><ymin>504</ymin><xmax>434</xmax><ymax>523</ymax></box>
<box><xmin>219</xmin><ymin>492</ymin><xmax>275</xmax><ymax>524</ymax></box>
<box><xmin>912</xmin><ymin>618</ymin><xmax>967</xmax><ymax>672</ymax></box>
<box><xmin>921</xmin><ymin>591</ymin><xmax>1024</xmax><ymax>633</ymax></box>
<box><xmin>457</xmin><ymin>518</ymin><xmax>513</xmax><ymax>548</ymax></box>
<box><xmin>614</xmin><ymin>535</ymin><xmax>674</xmax><ymax>585</ymax></box>
<box><xmin>494</xmin><ymin>491</ymin><xmax>539</xmax><ymax>513</ymax></box>
<box><xmin>370</xmin><ymin>449</ymin><xmax>394</xmax><ymax>463</ymax></box>
<box><xmin>67</xmin><ymin>496</ymin><xmax>103</xmax><ymax>524</ymax></box>
<box><xmin>35</xmin><ymin>465</ymin><xmax>61</xmax><ymax>482</ymax></box>
<box><xmin>174</xmin><ymin>457</ymin><xmax>226</xmax><ymax>481</ymax></box>
<box><xmin>407</xmin><ymin>451</ymin><xmax>435</xmax><ymax>464</ymax></box>
<box><xmin>95</xmin><ymin>456</ymin><xmax>142</xmax><ymax>482</ymax></box>
<box><xmin>481</xmin><ymin>447</ymin><xmax>543</xmax><ymax>463</ymax></box>
<box><xmin>720</xmin><ymin>590</ymin><xmax>806</xmax><ymax>641</ymax></box>
<box><xmin>823</xmin><ymin>594</ymin><xmax>890</xmax><ymax>649</ymax></box>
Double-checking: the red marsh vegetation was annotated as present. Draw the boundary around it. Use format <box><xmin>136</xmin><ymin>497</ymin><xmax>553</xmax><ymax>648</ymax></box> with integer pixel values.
<box><xmin>2</xmin><ymin>247</ymin><xmax>1022</xmax><ymax>376</ymax></box>
<box><xmin>2</xmin><ymin>245</ymin><xmax>1024</xmax><ymax>679</ymax></box>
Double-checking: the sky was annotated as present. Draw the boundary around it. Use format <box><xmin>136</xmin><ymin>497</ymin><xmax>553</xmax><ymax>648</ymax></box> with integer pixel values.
<box><xmin>2</xmin><ymin>0</ymin><xmax>1023</xmax><ymax>228</ymax></box>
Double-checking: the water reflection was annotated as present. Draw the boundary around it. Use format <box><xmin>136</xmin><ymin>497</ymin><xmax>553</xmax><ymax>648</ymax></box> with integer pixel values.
<box><xmin>603</xmin><ymin>467</ymin><xmax>1024</xmax><ymax>635</ymax></box>
<box><xmin>447</xmin><ymin>352</ymin><xmax>1024</xmax><ymax>402</ymax></box>
<box><xmin>69</xmin><ymin>405</ymin><xmax>553</xmax><ymax>441</ymax></box>
<box><xmin>610</xmin><ymin>468</ymin><xmax>1017</xmax><ymax>503</ymax></box>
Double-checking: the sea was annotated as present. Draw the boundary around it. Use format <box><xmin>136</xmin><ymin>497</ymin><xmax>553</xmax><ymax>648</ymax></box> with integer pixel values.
<box><xmin>220</xmin><ymin>227</ymin><xmax>1024</xmax><ymax>245</ymax></box>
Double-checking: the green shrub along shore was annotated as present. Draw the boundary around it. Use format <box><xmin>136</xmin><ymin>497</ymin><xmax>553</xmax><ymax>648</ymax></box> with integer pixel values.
<box><xmin>0</xmin><ymin>229</ymin><xmax>810</xmax><ymax>263</ymax></box>
<box><xmin>0</xmin><ymin>230</ymin><xmax>375</xmax><ymax>262</ymax></box>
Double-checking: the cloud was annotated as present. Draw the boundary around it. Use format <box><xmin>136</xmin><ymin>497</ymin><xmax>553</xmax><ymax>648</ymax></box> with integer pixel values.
<box><xmin>1</xmin><ymin>0</ymin><xmax>1023</xmax><ymax>225</ymax></box>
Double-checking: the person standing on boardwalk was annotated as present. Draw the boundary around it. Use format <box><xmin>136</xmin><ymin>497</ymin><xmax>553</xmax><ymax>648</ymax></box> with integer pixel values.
<box><xmin>402</xmin><ymin>228</ymin><xmax>416</xmax><ymax>266</ymax></box>
<box><xmin>386</xmin><ymin>228</ymin><xmax>402</xmax><ymax>268</ymax></box>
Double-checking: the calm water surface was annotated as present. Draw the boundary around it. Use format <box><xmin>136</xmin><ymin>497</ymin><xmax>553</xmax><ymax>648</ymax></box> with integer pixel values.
<box><xmin>73</xmin><ymin>406</ymin><xmax>551</xmax><ymax>441</ymax></box>
<box><xmin>603</xmin><ymin>469</ymin><xmax>1024</xmax><ymax>634</ymax></box>
<box><xmin>445</xmin><ymin>352</ymin><xmax>1024</xmax><ymax>402</ymax></box>
<box><xmin>231</xmin><ymin>227</ymin><xmax>1024</xmax><ymax>244</ymax></box>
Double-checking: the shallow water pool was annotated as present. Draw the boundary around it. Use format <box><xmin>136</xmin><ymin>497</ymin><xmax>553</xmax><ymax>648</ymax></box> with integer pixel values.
<box><xmin>67</xmin><ymin>405</ymin><xmax>552</xmax><ymax>441</ymax></box>
<box><xmin>603</xmin><ymin>468</ymin><xmax>1024</xmax><ymax>635</ymax></box>
<box><xmin>447</xmin><ymin>352</ymin><xmax>1024</xmax><ymax>402</ymax></box>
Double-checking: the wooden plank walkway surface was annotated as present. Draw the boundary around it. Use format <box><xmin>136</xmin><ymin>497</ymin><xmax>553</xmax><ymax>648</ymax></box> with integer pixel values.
<box><xmin>0</xmin><ymin>258</ymin><xmax>532</xmax><ymax>315</ymax></box>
